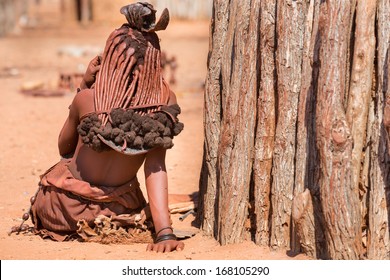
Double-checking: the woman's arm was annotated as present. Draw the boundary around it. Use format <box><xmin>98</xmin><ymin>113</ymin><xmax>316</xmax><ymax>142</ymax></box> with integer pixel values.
<box><xmin>58</xmin><ymin>95</ymin><xmax>81</xmax><ymax>157</ymax></box>
<box><xmin>144</xmin><ymin>147</ymin><xmax>184</xmax><ymax>253</ymax></box>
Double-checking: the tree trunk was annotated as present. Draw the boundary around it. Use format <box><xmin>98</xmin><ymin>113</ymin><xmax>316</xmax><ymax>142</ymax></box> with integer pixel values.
<box><xmin>345</xmin><ymin>0</ymin><xmax>377</xmax><ymax>257</ymax></box>
<box><xmin>292</xmin><ymin>189</ymin><xmax>316</xmax><ymax>258</ymax></box>
<box><xmin>197</xmin><ymin>0</ymin><xmax>229</xmax><ymax>237</ymax></box>
<box><xmin>367</xmin><ymin>0</ymin><xmax>390</xmax><ymax>260</ymax></box>
<box><xmin>252</xmin><ymin>0</ymin><xmax>276</xmax><ymax>247</ymax></box>
<box><xmin>270</xmin><ymin>0</ymin><xmax>308</xmax><ymax>250</ymax></box>
<box><xmin>346</xmin><ymin>0</ymin><xmax>377</xmax><ymax>227</ymax></box>
<box><xmin>217</xmin><ymin>0</ymin><xmax>259</xmax><ymax>244</ymax></box>
<box><xmin>316</xmin><ymin>0</ymin><xmax>362</xmax><ymax>259</ymax></box>
<box><xmin>198</xmin><ymin>0</ymin><xmax>390</xmax><ymax>259</ymax></box>
<box><xmin>292</xmin><ymin>0</ymin><xmax>320</xmax><ymax>255</ymax></box>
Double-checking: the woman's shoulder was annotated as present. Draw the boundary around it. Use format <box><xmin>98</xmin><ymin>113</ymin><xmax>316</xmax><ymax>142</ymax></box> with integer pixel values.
<box><xmin>72</xmin><ymin>89</ymin><xmax>95</xmax><ymax>118</ymax></box>
<box><xmin>73</xmin><ymin>88</ymin><xmax>94</xmax><ymax>105</ymax></box>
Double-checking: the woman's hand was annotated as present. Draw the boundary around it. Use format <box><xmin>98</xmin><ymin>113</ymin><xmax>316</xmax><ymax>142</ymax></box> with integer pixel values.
<box><xmin>80</xmin><ymin>55</ymin><xmax>101</xmax><ymax>90</ymax></box>
<box><xmin>146</xmin><ymin>239</ymin><xmax>185</xmax><ymax>253</ymax></box>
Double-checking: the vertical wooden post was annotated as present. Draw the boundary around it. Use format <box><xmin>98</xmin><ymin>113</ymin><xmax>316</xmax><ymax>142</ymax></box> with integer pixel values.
<box><xmin>316</xmin><ymin>0</ymin><xmax>362</xmax><ymax>259</ymax></box>
<box><xmin>367</xmin><ymin>0</ymin><xmax>390</xmax><ymax>260</ymax></box>
<box><xmin>253</xmin><ymin>0</ymin><xmax>276</xmax><ymax>247</ymax></box>
<box><xmin>198</xmin><ymin>0</ymin><xmax>229</xmax><ymax>237</ymax></box>
<box><xmin>217</xmin><ymin>0</ymin><xmax>259</xmax><ymax>244</ymax></box>
<box><xmin>270</xmin><ymin>0</ymin><xmax>308</xmax><ymax>250</ymax></box>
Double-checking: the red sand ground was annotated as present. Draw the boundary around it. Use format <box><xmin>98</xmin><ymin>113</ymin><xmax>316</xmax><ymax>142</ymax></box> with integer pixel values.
<box><xmin>0</xmin><ymin>17</ymin><xmax>309</xmax><ymax>260</ymax></box>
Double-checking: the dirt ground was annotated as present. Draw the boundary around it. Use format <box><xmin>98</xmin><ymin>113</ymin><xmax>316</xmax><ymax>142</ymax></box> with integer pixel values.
<box><xmin>0</xmin><ymin>13</ymin><xmax>309</xmax><ymax>260</ymax></box>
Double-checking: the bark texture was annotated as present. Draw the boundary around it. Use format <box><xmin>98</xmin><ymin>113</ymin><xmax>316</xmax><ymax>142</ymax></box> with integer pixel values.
<box><xmin>270</xmin><ymin>0</ymin><xmax>308</xmax><ymax>250</ymax></box>
<box><xmin>197</xmin><ymin>0</ymin><xmax>229</xmax><ymax>237</ymax></box>
<box><xmin>292</xmin><ymin>0</ymin><xmax>324</xmax><ymax>257</ymax></box>
<box><xmin>367</xmin><ymin>0</ymin><xmax>390</xmax><ymax>260</ymax></box>
<box><xmin>198</xmin><ymin>0</ymin><xmax>390</xmax><ymax>259</ymax></box>
<box><xmin>316</xmin><ymin>0</ymin><xmax>362</xmax><ymax>260</ymax></box>
<box><xmin>292</xmin><ymin>189</ymin><xmax>316</xmax><ymax>258</ymax></box>
<box><xmin>346</xmin><ymin>0</ymin><xmax>376</xmax><ymax>215</ymax></box>
<box><xmin>217</xmin><ymin>0</ymin><xmax>259</xmax><ymax>244</ymax></box>
<box><xmin>252</xmin><ymin>0</ymin><xmax>276</xmax><ymax>247</ymax></box>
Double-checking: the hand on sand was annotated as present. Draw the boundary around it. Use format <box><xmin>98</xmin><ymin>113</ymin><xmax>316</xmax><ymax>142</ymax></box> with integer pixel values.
<box><xmin>146</xmin><ymin>240</ymin><xmax>185</xmax><ymax>253</ymax></box>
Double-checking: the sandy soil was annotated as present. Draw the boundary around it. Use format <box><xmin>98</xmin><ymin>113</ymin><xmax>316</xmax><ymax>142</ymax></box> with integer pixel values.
<box><xmin>0</xmin><ymin>15</ymin><xmax>309</xmax><ymax>260</ymax></box>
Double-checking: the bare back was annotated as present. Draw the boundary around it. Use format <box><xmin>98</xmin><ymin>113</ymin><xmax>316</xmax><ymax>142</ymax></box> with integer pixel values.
<box><xmin>63</xmin><ymin>89</ymin><xmax>147</xmax><ymax>187</ymax></box>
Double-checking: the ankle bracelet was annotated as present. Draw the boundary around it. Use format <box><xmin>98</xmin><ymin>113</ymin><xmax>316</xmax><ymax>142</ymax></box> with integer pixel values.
<box><xmin>155</xmin><ymin>226</ymin><xmax>173</xmax><ymax>236</ymax></box>
<box><xmin>155</xmin><ymin>233</ymin><xmax>177</xmax><ymax>243</ymax></box>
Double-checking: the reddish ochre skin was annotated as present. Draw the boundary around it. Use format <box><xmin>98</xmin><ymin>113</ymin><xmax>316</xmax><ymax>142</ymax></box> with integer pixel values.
<box><xmin>58</xmin><ymin>87</ymin><xmax>183</xmax><ymax>253</ymax></box>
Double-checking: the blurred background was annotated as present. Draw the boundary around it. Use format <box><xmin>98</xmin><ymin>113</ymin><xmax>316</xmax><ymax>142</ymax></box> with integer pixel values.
<box><xmin>0</xmin><ymin>0</ymin><xmax>211</xmax><ymax>90</ymax></box>
<box><xmin>0</xmin><ymin>0</ymin><xmax>212</xmax><ymax>34</ymax></box>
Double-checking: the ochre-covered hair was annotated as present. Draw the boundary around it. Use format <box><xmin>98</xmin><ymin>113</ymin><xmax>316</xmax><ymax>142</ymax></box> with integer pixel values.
<box><xmin>95</xmin><ymin>24</ymin><xmax>169</xmax><ymax>125</ymax></box>
<box><xmin>77</xmin><ymin>3</ymin><xmax>183</xmax><ymax>153</ymax></box>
